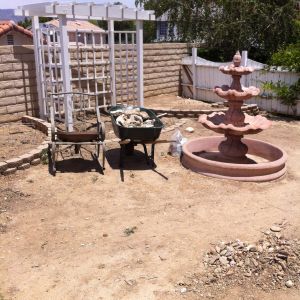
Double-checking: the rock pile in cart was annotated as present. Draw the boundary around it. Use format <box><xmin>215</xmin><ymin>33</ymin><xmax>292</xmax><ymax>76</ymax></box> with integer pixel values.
<box><xmin>177</xmin><ymin>222</ymin><xmax>300</xmax><ymax>297</ymax></box>
<box><xmin>112</xmin><ymin>108</ymin><xmax>155</xmax><ymax>128</ymax></box>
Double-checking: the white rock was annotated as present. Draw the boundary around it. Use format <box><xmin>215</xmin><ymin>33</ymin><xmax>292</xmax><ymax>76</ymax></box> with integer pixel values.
<box><xmin>219</xmin><ymin>256</ymin><xmax>228</xmax><ymax>265</ymax></box>
<box><xmin>185</xmin><ymin>127</ymin><xmax>194</xmax><ymax>133</ymax></box>
<box><xmin>285</xmin><ymin>280</ymin><xmax>294</xmax><ymax>288</ymax></box>
<box><xmin>270</xmin><ymin>225</ymin><xmax>282</xmax><ymax>232</ymax></box>
<box><xmin>246</xmin><ymin>245</ymin><xmax>257</xmax><ymax>252</ymax></box>
<box><xmin>180</xmin><ymin>287</ymin><xmax>187</xmax><ymax>293</ymax></box>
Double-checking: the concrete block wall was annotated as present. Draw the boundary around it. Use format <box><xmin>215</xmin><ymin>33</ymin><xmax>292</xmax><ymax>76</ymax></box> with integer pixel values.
<box><xmin>0</xmin><ymin>43</ymin><xmax>188</xmax><ymax>123</ymax></box>
<box><xmin>143</xmin><ymin>43</ymin><xmax>188</xmax><ymax>97</ymax></box>
<box><xmin>0</xmin><ymin>45</ymin><xmax>39</xmax><ymax>123</ymax></box>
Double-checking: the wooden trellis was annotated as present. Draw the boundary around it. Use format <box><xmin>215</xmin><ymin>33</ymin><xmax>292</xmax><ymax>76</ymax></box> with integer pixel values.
<box><xmin>15</xmin><ymin>2</ymin><xmax>155</xmax><ymax>131</ymax></box>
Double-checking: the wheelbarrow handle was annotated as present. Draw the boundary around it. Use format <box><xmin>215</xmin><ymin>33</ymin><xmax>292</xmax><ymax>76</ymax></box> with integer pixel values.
<box><xmin>156</xmin><ymin>113</ymin><xmax>167</xmax><ymax>118</ymax></box>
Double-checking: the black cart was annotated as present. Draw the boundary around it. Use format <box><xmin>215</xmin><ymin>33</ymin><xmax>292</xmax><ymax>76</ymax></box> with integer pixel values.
<box><xmin>109</xmin><ymin>106</ymin><xmax>164</xmax><ymax>167</ymax></box>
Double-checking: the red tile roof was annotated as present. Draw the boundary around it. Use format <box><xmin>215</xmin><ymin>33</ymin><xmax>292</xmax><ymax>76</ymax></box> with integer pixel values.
<box><xmin>0</xmin><ymin>20</ymin><xmax>33</xmax><ymax>38</ymax></box>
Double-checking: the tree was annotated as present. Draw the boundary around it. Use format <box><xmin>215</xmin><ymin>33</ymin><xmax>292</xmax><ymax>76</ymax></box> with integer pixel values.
<box><xmin>18</xmin><ymin>17</ymin><xmax>53</xmax><ymax>29</ymax></box>
<box><xmin>137</xmin><ymin>0</ymin><xmax>298</xmax><ymax>62</ymax></box>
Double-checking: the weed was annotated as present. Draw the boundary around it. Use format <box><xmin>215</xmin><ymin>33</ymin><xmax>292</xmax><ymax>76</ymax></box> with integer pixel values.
<box><xmin>40</xmin><ymin>148</ymin><xmax>48</xmax><ymax>165</ymax></box>
<box><xmin>124</xmin><ymin>226</ymin><xmax>137</xmax><ymax>236</ymax></box>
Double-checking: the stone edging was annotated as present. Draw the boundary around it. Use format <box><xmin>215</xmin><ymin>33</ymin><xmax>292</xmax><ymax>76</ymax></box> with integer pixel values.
<box><xmin>150</xmin><ymin>103</ymin><xmax>260</xmax><ymax>118</ymax></box>
<box><xmin>0</xmin><ymin>116</ymin><xmax>51</xmax><ymax>176</ymax></box>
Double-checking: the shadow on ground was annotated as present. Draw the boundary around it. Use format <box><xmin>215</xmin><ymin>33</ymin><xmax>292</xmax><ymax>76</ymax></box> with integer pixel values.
<box><xmin>54</xmin><ymin>157</ymin><xmax>104</xmax><ymax>174</ymax></box>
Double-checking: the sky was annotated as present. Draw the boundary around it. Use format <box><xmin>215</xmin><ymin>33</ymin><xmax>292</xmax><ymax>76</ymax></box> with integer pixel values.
<box><xmin>0</xmin><ymin>0</ymin><xmax>137</xmax><ymax>9</ymax></box>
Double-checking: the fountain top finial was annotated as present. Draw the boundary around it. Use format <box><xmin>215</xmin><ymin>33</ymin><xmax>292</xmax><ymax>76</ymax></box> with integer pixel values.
<box><xmin>233</xmin><ymin>51</ymin><xmax>241</xmax><ymax>67</ymax></box>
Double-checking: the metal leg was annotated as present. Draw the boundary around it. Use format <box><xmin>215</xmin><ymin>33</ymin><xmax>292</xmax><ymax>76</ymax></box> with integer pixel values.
<box><xmin>102</xmin><ymin>143</ymin><xmax>106</xmax><ymax>170</ymax></box>
<box><xmin>97</xmin><ymin>143</ymin><xmax>100</xmax><ymax>158</ymax></box>
<box><xmin>142</xmin><ymin>143</ymin><xmax>150</xmax><ymax>165</ymax></box>
<box><xmin>151</xmin><ymin>143</ymin><xmax>155</xmax><ymax>166</ymax></box>
<box><xmin>119</xmin><ymin>144</ymin><xmax>124</xmax><ymax>168</ymax></box>
<box><xmin>48</xmin><ymin>142</ymin><xmax>56</xmax><ymax>175</ymax></box>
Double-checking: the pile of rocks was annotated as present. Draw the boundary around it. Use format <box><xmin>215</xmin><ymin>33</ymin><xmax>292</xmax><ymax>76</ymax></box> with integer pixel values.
<box><xmin>112</xmin><ymin>108</ymin><xmax>155</xmax><ymax>128</ymax></box>
<box><xmin>178</xmin><ymin>223</ymin><xmax>300</xmax><ymax>297</ymax></box>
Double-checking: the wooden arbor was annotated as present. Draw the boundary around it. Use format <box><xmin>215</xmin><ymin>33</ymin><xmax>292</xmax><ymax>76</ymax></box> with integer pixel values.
<box><xmin>15</xmin><ymin>2</ymin><xmax>155</xmax><ymax>131</ymax></box>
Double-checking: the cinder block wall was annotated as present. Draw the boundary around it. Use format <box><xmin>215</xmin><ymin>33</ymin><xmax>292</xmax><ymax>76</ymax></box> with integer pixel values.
<box><xmin>0</xmin><ymin>45</ymin><xmax>38</xmax><ymax>123</ymax></box>
<box><xmin>0</xmin><ymin>43</ymin><xmax>188</xmax><ymax>123</ymax></box>
<box><xmin>143</xmin><ymin>43</ymin><xmax>188</xmax><ymax>97</ymax></box>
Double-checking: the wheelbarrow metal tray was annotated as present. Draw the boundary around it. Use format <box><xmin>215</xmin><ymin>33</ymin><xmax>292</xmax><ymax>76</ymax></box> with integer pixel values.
<box><xmin>109</xmin><ymin>106</ymin><xmax>164</xmax><ymax>142</ymax></box>
<box><xmin>57</xmin><ymin>130</ymin><xmax>99</xmax><ymax>142</ymax></box>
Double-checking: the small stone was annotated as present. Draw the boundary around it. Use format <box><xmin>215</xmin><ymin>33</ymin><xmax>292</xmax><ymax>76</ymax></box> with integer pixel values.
<box><xmin>0</xmin><ymin>162</ymin><xmax>8</xmax><ymax>173</ymax></box>
<box><xmin>237</xmin><ymin>261</ymin><xmax>244</xmax><ymax>267</ymax></box>
<box><xmin>251</xmin><ymin>258</ymin><xmax>258</xmax><ymax>267</ymax></box>
<box><xmin>285</xmin><ymin>280</ymin><xmax>294</xmax><ymax>288</ymax></box>
<box><xmin>219</xmin><ymin>241</ymin><xmax>226</xmax><ymax>250</ymax></box>
<box><xmin>18</xmin><ymin>153</ymin><xmax>34</xmax><ymax>163</ymax></box>
<box><xmin>209</xmin><ymin>255</ymin><xmax>219</xmax><ymax>265</ymax></box>
<box><xmin>215</xmin><ymin>246</ymin><xmax>221</xmax><ymax>253</ymax></box>
<box><xmin>180</xmin><ymin>287</ymin><xmax>187</xmax><ymax>293</ymax></box>
<box><xmin>244</xmin><ymin>272</ymin><xmax>252</xmax><ymax>277</ymax></box>
<box><xmin>219</xmin><ymin>256</ymin><xmax>228</xmax><ymax>265</ymax></box>
<box><xmin>257</xmin><ymin>245</ymin><xmax>263</xmax><ymax>253</ymax></box>
<box><xmin>229</xmin><ymin>260</ymin><xmax>236</xmax><ymax>267</ymax></box>
<box><xmin>5</xmin><ymin>157</ymin><xmax>22</xmax><ymax>168</ymax></box>
<box><xmin>245</xmin><ymin>257</ymin><xmax>250</xmax><ymax>266</ymax></box>
<box><xmin>18</xmin><ymin>163</ymin><xmax>30</xmax><ymax>170</ymax></box>
<box><xmin>246</xmin><ymin>245</ymin><xmax>257</xmax><ymax>252</ymax></box>
<box><xmin>220</xmin><ymin>249</ymin><xmax>227</xmax><ymax>256</ymax></box>
<box><xmin>270</xmin><ymin>225</ymin><xmax>282</xmax><ymax>232</ymax></box>
<box><xmin>2</xmin><ymin>167</ymin><xmax>17</xmax><ymax>175</ymax></box>
<box><xmin>185</xmin><ymin>127</ymin><xmax>194</xmax><ymax>133</ymax></box>
<box><xmin>214</xmin><ymin>267</ymin><xmax>222</xmax><ymax>273</ymax></box>
<box><xmin>31</xmin><ymin>158</ymin><xmax>41</xmax><ymax>166</ymax></box>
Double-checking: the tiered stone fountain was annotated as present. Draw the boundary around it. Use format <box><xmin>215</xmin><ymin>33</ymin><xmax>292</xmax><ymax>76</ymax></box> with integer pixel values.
<box><xmin>182</xmin><ymin>51</ymin><xmax>287</xmax><ymax>182</ymax></box>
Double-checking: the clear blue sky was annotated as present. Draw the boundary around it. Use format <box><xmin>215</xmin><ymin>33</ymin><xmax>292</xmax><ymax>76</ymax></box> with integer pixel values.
<box><xmin>1</xmin><ymin>0</ymin><xmax>137</xmax><ymax>9</ymax></box>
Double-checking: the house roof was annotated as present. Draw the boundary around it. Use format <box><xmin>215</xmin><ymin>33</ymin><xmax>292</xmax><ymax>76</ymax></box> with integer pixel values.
<box><xmin>0</xmin><ymin>20</ymin><xmax>33</xmax><ymax>38</ymax></box>
<box><xmin>45</xmin><ymin>19</ymin><xmax>105</xmax><ymax>32</ymax></box>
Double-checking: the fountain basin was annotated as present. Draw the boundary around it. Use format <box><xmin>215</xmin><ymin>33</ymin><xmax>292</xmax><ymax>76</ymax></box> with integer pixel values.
<box><xmin>182</xmin><ymin>136</ymin><xmax>287</xmax><ymax>182</ymax></box>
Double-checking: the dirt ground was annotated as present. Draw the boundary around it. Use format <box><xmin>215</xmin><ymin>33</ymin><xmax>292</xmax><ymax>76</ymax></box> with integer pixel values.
<box><xmin>0</xmin><ymin>103</ymin><xmax>300</xmax><ymax>300</ymax></box>
<box><xmin>144</xmin><ymin>94</ymin><xmax>213</xmax><ymax>110</ymax></box>
<box><xmin>0</xmin><ymin>123</ymin><xmax>45</xmax><ymax>161</ymax></box>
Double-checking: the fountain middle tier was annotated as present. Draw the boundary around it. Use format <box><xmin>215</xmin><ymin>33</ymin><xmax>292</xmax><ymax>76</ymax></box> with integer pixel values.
<box><xmin>214</xmin><ymin>85</ymin><xmax>260</xmax><ymax>101</ymax></box>
<box><xmin>199</xmin><ymin>112</ymin><xmax>271</xmax><ymax>136</ymax></box>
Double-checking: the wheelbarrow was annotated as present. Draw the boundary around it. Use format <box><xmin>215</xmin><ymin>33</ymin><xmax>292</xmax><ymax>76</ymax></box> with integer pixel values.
<box><xmin>109</xmin><ymin>106</ymin><xmax>165</xmax><ymax>167</ymax></box>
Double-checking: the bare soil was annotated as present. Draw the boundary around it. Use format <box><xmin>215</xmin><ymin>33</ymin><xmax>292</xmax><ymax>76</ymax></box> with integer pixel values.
<box><xmin>144</xmin><ymin>94</ymin><xmax>213</xmax><ymax>110</ymax></box>
<box><xmin>0</xmin><ymin>103</ymin><xmax>300</xmax><ymax>300</ymax></box>
<box><xmin>0</xmin><ymin>123</ymin><xmax>45</xmax><ymax>161</ymax></box>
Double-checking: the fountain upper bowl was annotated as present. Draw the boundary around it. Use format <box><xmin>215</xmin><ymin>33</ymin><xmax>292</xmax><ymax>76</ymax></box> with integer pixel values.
<box><xmin>214</xmin><ymin>85</ymin><xmax>260</xmax><ymax>101</ymax></box>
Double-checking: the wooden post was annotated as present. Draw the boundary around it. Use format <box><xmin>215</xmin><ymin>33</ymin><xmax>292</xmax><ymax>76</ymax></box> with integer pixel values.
<box><xmin>108</xmin><ymin>20</ymin><xmax>116</xmax><ymax>106</ymax></box>
<box><xmin>192</xmin><ymin>47</ymin><xmax>197</xmax><ymax>99</ymax></box>
<box><xmin>59</xmin><ymin>14</ymin><xmax>73</xmax><ymax>132</ymax></box>
<box><xmin>136</xmin><ymin>20</ymin><xmax>144</xmax><ymax>107</ymax></box>
<box><xmin>32</xmin><ymin>16</ymin><xmax>45</xmax><ymax>119</ymax></box>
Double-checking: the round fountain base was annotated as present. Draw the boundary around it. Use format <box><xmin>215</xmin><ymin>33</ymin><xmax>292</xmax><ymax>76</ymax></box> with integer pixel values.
<box><xmin>182</xmin><ymin>136</ymin><xmax>287</xmax><ymax>182</ymax></box>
